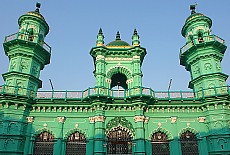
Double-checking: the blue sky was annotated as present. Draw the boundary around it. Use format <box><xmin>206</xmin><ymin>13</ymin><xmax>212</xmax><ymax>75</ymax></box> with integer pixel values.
<box><xmin>0</xmin><ymin>1</ymin><xmax>230</xmax><ymax>91</ymax></box>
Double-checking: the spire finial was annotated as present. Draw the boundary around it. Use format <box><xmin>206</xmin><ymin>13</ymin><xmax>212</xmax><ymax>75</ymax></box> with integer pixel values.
<box><xmin>99</xmin><ymin>27</ymin><xmax>103</xmax><ymax>34</ymax></box>
<box><xmin>96</xmin><ymin>28</ymin><xmax>104</xmax><ymax>46</ymax></box>
<box><xmin>35</xmin><ymin>2</ymin><xmax>41</xmax><ymax>13</ymax></box>
<box><xmin>116</xmin><ymin>31</ymin><xmax>121</xmax><ymax>40</ymax></box>
<box><xmin>190</xmin><ymin>3</ymin><xmax>198</xmax><ymax>14</ymax></box>
<box><xmin>133</xmin><ymin>28</ymin><xmax>138</xmax><ymax>35</ymax></box>
<box><xmin>132</xmin><ymin>28</ymin><xmax>140</xmax><ymax>46</ymax></box>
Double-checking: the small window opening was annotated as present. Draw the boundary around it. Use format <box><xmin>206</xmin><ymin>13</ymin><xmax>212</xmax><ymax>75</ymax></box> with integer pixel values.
<box><xmin>221</xmin><ymin>145</ymin><xmax>224</xmax><ymax>149</ymax></box>
<box><xmin>110</xmin><ymin>73</ymin><xmax>127</xmax><ymax>89</ymax></box>
<box><xmin>198</xmin><ymin>32</ymin><xmax>203</xmax><ymax>43</ymax></box>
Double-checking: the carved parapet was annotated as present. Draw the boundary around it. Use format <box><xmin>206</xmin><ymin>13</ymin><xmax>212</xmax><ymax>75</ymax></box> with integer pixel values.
<box><xmin>170</xmin><ymin>116</ymin><xmax>177</xmax><ymax>123</ymax></box>
<box><xmin>57</xmin><ymin>116</ymin><xmax>65</xmax><ymax>123</ymax></box>
<box><xmin>94</xmin><ymin>116</ymin><xmax>105</xmax><ymax>122</ymax></box>
<box><xmin>198</xmin><ymin>117</ymin><xmax>206</xmax><ymax>123</ymax></box>
<box><xmin>26</xmin><ymin>116</ymin><xmax>34</xmax><ymax>123</ymax></box>
<box><xmin>134</xmin><ymin>116</ymin><xmax>145</xmax><ymax>122</ymax></box>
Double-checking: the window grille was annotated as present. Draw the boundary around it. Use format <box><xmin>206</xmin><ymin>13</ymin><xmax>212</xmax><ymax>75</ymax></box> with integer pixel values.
<box><xmin>180</xmin><ymin>131</ymin><xmax>199</xmax><ymax>155</ymax></box>
<box><xmin>33</xmin><ymin>131</ymin><xmax>54</xmax><ymax>155</ymax></box>
<box><xmin>66</xmin><ymin>131</ymin><xmax>86</xmax><ymax>155</ymax></box>
<box><xmin>151</xmin><ymin>132</ymin><xmax>170</xmax><ymax>155</ymax></box>
<box><xmin>107</xmin><ymin>127</ymin><xmax>132</xmax><ymax>155</ymax></box>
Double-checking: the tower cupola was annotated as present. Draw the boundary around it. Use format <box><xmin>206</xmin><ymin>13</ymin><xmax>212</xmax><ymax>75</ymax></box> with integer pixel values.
<box><xmin>180</xmin><ymin>5</ymin><xmax>228</xmax><ymax>97</ymax></box>
<box><xmin>2</xmin><ymin>3</ymin><xmax>51</xmax><ymax>96</ymax></box>
<box><xmin>90</xmin><ymin>29</ymin><xmax>146</xmax><ymax>90</ymax></box>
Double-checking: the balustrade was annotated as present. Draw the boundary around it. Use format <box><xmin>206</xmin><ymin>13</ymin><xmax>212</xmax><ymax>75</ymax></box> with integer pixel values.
<box><xmin>180</xmin><ymin>35</ymin><xmax>225</xmax><ymax>55</ymax></box>
<box><xmin>4</xmin><ymin>32</ymin><xmax>51</xmax><ymax>53</ymax></box>
<box><xmin>0</xmin><ymin>85</ymin><xmax>229</xmax><ymax>100</ymax></box>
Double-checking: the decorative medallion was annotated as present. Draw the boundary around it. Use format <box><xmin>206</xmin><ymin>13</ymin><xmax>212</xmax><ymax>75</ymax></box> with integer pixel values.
<box><xmin>27</xmin><ymin>116</ymin><xmax>34</xmax><ymax>123</ymax></box>
<box><xmin>197</xmin><ymin>117</ymin><xmax>206</xmax><ymax>123</ymax></box>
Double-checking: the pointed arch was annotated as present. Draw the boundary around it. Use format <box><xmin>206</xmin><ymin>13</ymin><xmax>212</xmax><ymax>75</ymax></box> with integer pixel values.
<box><xmin>64</xmin><ymin>128</ymin><xmax>86</xmax><ymax>139</ymax></box>
<box><xmin>33</xmin><ymin>129</ymin><xmax>55</xmax><ymax>155</ymax></box>
<box><xmin>35</xmin><ymin>128</ymin><xmax>55</xmax><ymax>138</ymax></box>
<box><xmin>106</xmin><ymin>116</ymin><xmax>135</xmax><ymax>138</ymax></box>
<box><xmin>65</xmin><ymin>129</ymin><xmax>86</xmax><ymax>155</ymax></box>
<box><xmin>149</xmin><ymin>127</ymin><xmax>173</xmax><ymax>140</ymax></box>
<box><xmin>178</xmin><ymin>127</ymin><xmax>200</xmax><ymax>138</ymax></box>
<box><xmin>106</xmin><ymin>65</ymin><xmax>132</xmax><ymax>80</ymax></box>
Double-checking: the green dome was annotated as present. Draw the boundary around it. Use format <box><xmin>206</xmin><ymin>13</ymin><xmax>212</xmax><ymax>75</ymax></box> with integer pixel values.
<box><xmin>182</xmin><ymin>12</ymin><xmax>212</xmax><ymax>37</ymax></box>
<box><xmin>107</xmin><ymin>40</ymin><xmax>130</xmax><ymax>46</ymax></box>
<box><xmin>106</xmin><ymin>31</ymin><xmax>130</xmax><ymax>47</ymax></box>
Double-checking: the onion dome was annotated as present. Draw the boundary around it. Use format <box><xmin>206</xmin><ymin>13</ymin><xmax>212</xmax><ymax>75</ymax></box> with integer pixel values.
<box><xmin>106</xmin><ymin>31</ymin><xmax>130</xmax><ymax>48</ymax></box>
<box><xmin>18</xmin><ymin>3</ymin><xmax>49</xmax><ymax>35</ymax></box>
<box><xmin>181</xmin><ymin>5</ymin><xmax>212</xmax><ymax>37</ymax></box>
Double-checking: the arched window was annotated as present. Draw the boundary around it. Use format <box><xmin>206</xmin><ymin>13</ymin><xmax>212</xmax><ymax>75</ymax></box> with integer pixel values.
<box><xmin>151</xmin><ymin>131</ymin><xmax>170</xmax><ymax>155</ymax></box>
<box><xmin>66</xmin><ymin>131</ymin><xmax>86</xmax><ymax>155</ymax></box>
<box><xmin>107</xmin><ymin>127</ymin><xmax>132</xmax><ymax>154</ymax></box>
<box><xmin>180</xmin><ymin>131</ymin><xmax>199</xmax><ymax>155</ymax></box>
<box><xmin>33</xmin><ymin>131</ymin><xmax>54</xmax><ymax>155</ymax></box>
<box><xmin>111</xmin><ymin>73</ymin><xmax>128</xmax><ymax>90</ymax></box>
<box><xmin>197</xmin><ymin>31</ymin><xmax>204</xmax><ymax>43</ymax></box>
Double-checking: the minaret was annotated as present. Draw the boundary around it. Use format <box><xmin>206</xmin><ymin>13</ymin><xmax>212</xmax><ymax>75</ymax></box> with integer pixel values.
<box><xmin>2</xmin><ymin>3</ymin><xmax>51</xmax><ymax>96</ymax></box>
<box><xmin>180</xmin><ymin>5</ymin><xmax>228</xmax><ymax>97</ymax></box>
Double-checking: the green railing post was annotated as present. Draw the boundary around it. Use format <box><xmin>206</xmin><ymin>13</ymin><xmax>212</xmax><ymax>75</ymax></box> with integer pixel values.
<box><xmin>51</xmin><ymin>90</ymin><xmax>54</xmax><ymax>100</ymax></box>
<box><xmin>15</xmin><ymin>86</ymin><xmax>19</xmax><ymax>97</ymax></box>
<box><xmin>214</xmin><ymin>86</ymin><xmax>217</xmax><ymax>96</ymax></box>
<box><xmin>140</xmin><ymin>86</ymin><xmax>142</xmax><ymax>96</ymax></box>
<box><xmin>202</xmin><ymin>88</ymin><xmax>205</xmax><ymax>99</ymax></box>
<box><xmin>65</xmin><ymin>90</ymin><xmax>67</xmax><ymax>100</ymax></box>
<box><xmin>180</xmin><ymin>91</ymin><xmax>183</xmax><ymax>99</ymax></box>
<box><xmin>168</xmin><ymin>90</ymin><xmax>170</xmax><ymax>99</ymax></box>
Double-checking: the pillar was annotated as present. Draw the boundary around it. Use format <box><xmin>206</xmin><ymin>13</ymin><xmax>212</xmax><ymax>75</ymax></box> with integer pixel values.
<box><xmin>24</xmin><ymin>117</ymin><xmax>34</xmax><ymax>155</ymax></box>
<box><xmin>134</xmin><ymin>115</ymin><xmax>146</xmax><ymax>155</ymax></box>
<box><xmin>93</xmin><ymin>109</ymin><xmax>106</xmax><ymax>155</ymax></box>
<box><xmin>169</xmin><ymin>117</ymin><xmax>182</xmax><ymax>155</ymax></box>
<box><xmin>86</xmin><ymin>117</ymin><xmax>95</xmax><ymax>155</ymax></box>
<box><xmin>53</xmin><ymin>117</ymin><xmax>65</xmax><ymax>155</ymax></box>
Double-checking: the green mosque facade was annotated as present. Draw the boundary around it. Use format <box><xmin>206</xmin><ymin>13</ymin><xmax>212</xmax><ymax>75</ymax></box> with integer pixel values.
<box><xmin>0</xmin><ymin>4</ymin><xmax>230</xmax><ymax>155</ymax></box>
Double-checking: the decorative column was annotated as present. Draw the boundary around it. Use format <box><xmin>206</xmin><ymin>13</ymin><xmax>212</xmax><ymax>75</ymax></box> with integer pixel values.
<box><xmin>94</xmin><ymin>111</ymin><xmax>106</xmax><ymax>155</ymax></box>
<box><xmin>197</xmin><ymin>117</ymin><xmax>209</xmax><ymax>155</ymax></box>
<box><xmin>86</xmin><ymin>117</ymin><xmax>95</xmax><ymax>155</ymax></box>
<box><xmin>144</xmin><ymin>117</ymin><xmax>151</xmax><ymax>155</ymax></box>
<box><xmin>134</xmin><ymin>115</ymin><xmax>146</xmax><ymax>155</ymax></box>
<box><xmin>169</xmin><ymin>116</ymin><xmax>182</xmax><ymax>155</ymax></box>
<box><xmin>54</xmin><ymin>117</ymin><xmax>65</xmax><ymax>155</ymax></box>
<box><xmin>24</xmin><ymin>116</ymin><xmax>34</xmax><ymax>155</ymax></box>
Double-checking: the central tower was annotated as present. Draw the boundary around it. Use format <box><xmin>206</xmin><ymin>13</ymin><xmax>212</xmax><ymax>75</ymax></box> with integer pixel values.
<box><xmin>90</xmin><ymin>29</ymin><xmax>146</xmax><ymax>90</ymax></box>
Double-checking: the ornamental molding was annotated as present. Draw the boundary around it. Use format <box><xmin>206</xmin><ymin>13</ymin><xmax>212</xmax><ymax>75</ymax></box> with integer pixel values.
<box><xmin>170</xmin><ymin>116</ymin><xmax>177</xmax><ymax>123</ymax></box>
<box><xmin>105</xmin><ymin>57</ymin><xmax>132</xmax><ymax>61</ymax></box>
<box><xmin>94</xmin><ymin>116</ymin><xmax>105</xmax><ymax>122</ymax></box>
<box><xmin>106</xmin><ymin>116</ymin><xmax>135</xmax><ymax>136</ymax></box>
<box><xmin>197</xmin><ymin>117</ymin><xmax>206</xmax><ymax>123</ymax></box>
<box><xmin>57</xmin><ymin>116</ymin><xmax>65</xmax><ymax>123</ymax></box>
<box><xmin>134</xmin><ymin>116</ymin><xmax>145</xmax><ymax>122</ymax></box>
<box><xmin>89</xmin><ymin>117</ymin><xmax>95</xmax><ymax>123</ymax></box>
<box><xmin>27</xmin><ymin>116</ymin><xmax>34</xmax><ymax>123</ymax></box>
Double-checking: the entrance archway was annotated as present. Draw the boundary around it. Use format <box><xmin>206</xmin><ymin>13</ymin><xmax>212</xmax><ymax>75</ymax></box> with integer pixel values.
<box><xmin>151</xmin><ymin>131</ymin><xmax>170</xmax><ymax>155</ymax></box>
<box><xmin>107</xmin><ymin>126</ymin><xmax>132</xmax><ymax>154</ymax></box>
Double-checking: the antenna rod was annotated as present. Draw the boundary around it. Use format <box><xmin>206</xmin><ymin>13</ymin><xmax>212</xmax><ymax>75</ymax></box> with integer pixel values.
<box><xmin>49</xmin><ymin>79</ymin><xmax>54</xmax><ymax>90</ymax></box>
<box><xmin>168</xmin><ymin>79</ymin><xmax>172</xmax><ymax>91</ymax></box>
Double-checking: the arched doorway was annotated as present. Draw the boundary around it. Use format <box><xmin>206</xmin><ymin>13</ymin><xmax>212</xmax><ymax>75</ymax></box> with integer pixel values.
<box><xmin>33</xmin><ymin>131</ymin><xmax>54</xmax><ymax>155</ymax></box>
<box><xmin>180</xmin><ymin>131</ymin><xmax>199</xmax><ymax>155</ymax></box>
<box><xmin>66</xmin><ymin>131</ymin><xmax>86</xmax><ymax>155</ymax></box>
<box><xmin>107</xmin><ymin>126</ymin><xmax>132</xmax><ymax>154</ymax></box>
<box><xmin>151</xmin><ymin>131</ymin><xmax>170</xmax><ymax>155</ymax></box>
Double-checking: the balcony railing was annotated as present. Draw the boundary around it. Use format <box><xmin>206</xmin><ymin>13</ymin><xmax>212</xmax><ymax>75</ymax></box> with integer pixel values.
<box><xmin>4</xmin><ymin>32</ymin><xmax>51</xmax><ymax>54</ymax></box>
<box><xmin>180</xmin><ymin>35</ymin><xmax>225</xmax><ymax>56</ymax></box>
<box><xmin>1</xmin><ymin>85</ymin><xmax>230</xmax><ymax>101</ymax></box>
